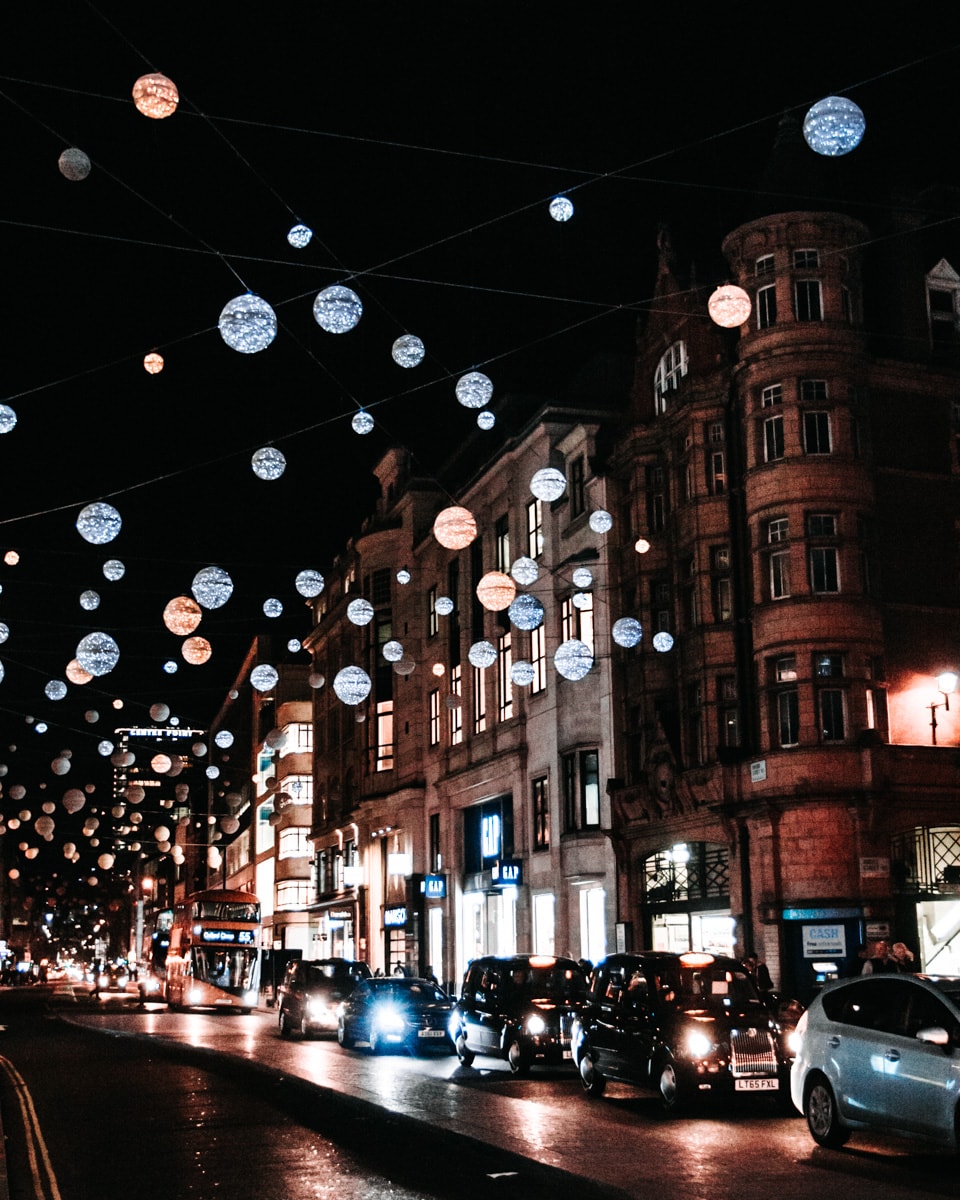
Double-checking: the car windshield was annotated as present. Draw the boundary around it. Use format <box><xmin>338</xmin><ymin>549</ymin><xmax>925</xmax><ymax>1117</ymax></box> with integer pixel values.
<box><xmin>507</xmin><ymin>965</ymin><xmax>587</xmax><ymax>1003</ymax></box>
<box><xmin>367</xmin><ymin>980</ymin><xmax>448</xmax><ymax>1004</ymax></box>
<box><xmin>655</xmin><ymin>961</ymin><xmax>764</xmax><ymax>1013</ymax></box>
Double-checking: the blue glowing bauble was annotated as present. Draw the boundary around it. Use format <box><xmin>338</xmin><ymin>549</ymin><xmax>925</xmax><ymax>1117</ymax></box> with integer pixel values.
<box><xmin>530</xmin><ymin>467</ymin><xmax>566</xmax><ymax>502</ymax></box>
<box><xmin>352</xmin><ymin>410</ymin><xmax>374</xmax><ymax>435</ymax></box>
<box><xmin>77</xmin><ymin>502</ymin><xmax>121</xmax><ymax>545</ymax></box>
<box><xmin>383</xmin><ymin>640</ymin><xmax>404</xmax><ymax>662</ymax></box>
<box><xmin>589</xmin><ymin>510</ymin><xmax>613</xmax><ymax>534</ymax></box>
<box><xmin>287</xmin><ymin>223</ymin><xmax>313</xmax><ymax>248</ymax></box>
<box><xmin>396</xmin><ymin>568</ymin><xmax>411</xmax><ymax>585</ymax></box>
<box><xmin>477</xmin><ymin>410</ymin><xmax>495</xmax><ymax>430</ymax></box>
<box><xmin>214</xmin><ymin>729</ymin><xmax>234</xmax><ymax>749</ymax></box>
<box><xmin>549</xmin><ymin>195</ymin><xmax>574</xmax><ymax>222</ymax></box>
<box><xmin>218</xmin><ymin>293</ymin><xmax>277</xmax><ymax>354</ymax></box>
<box><xmin>44</xmin><ymin>680</ymin><xmax>67</xmax><ymax>701</ymax></box>
<box><xmin>250</xmin><ymin>664</ymin><xmax>279</xmax><ymax>693</ymax></box>
<box><xmin>392</xmin><ymin>335</ymin><xmax>425</xmax><ymax>368</ymax></box>
<box><xmin>76</xmin><ymin>632</ymin><xmax>119</xmax><ymax>677</ymax></box>
<box><xmin>0</xmin><ymin>624</ymin><xmax>8</xmax><ymax>643</ymax></box>
<box><xmin>508</xmin><ymin>593</ymin><xmax>544</xmax><ymax>631</ymax></box>
<box><xmin>287</xmin><ymin>638</ymin><xmax>301</xmax><ymax>653</ymax></box>
<box><xmin>510</xmin><ymin>660</ymin><xmax>535</xmax><ymax>687</ymax></box>
<box><xmin>34</xmin><ymin>722</ymin><xmax>47</xmax><ymax>734</ymax></box>
<box><xmin>511</xmin><ymin>556</ymin><xmax>539</xmax><ymax>585</ymax></box>
<box><xmin>572</xmin><ymin>567</ymin><xmax>593</xmax><ymax>588</ymax></box>
<box><xmin>103</xmin><ymin>559</ymin><xmax>125</xmax><ymax>581</ymax></box>
<box><xmin>612</xmin><ymin>617</ymin><xmax>643</xmax><ymax>648</ymax></box>
<box><xmin>652</xmin><ymin>631</ymin><xmax>675</xmax><ymax>653</ymax></box>
<box><xmin>59</xmin><ymin>148</ymin><xmax>91</xmax><ymax>181</ymax></box>
<box><xmin>434</xmin><ymin>595</ymin><xmax>454</xmax><ymax>616</ymax></box>
<box><xmin>79</xmin><ymin>590</ymin><xmax>100</xmax><ymax>611</ymax></box>
<box><xmin>313</xmin><ymin>285</ymin><xmax>362</xmax><ymax>333</ymax></box>
<box><xmin>333</xmin><ymin>665</ymin><xmax>371</xmax><ymax>706</ymax></box>
<box><xmin>803</xmin><ymin>96</ymin><xmax>865</xmax><ymax>157</ymax></box>
<box><xmin>0</xmin><ymin>406</ymin><xmax>16</xmax><ymax>434</ymax></box>
<box><xmin>263</xmin><ymin>598</ymin><xmax>283</xmax><ymax>618</ymax></box>
<box><xmin>554</xmin><ymin>639</ymin><xmax>593</xmax><ymax>681</ymax></box>
<box><xmin>347</xmin><ymin>598</ymin><xmax>374</xmax><ymax>626</ymax></box>
<box><xmin>163</xmin><ymin>660</ymin><xmax>178</xmax><ymax>674</ymax></box>
<box><xmin>191</xmin><ymin>565</ymin><xmax>233</xmax><ymax>610</ymax></box>
<box><xmin>251</xmin><ymin>446</ymin><xmax>286</xmax><ymax>480</ymax></box>
<box><xmin>456</xmin><ymin>371</ymin><xmax>493</xmax><ymax>410</ymax></box>
<box><xmin>468</xmin><ymin>640</ymin><xmax>497</xmax><ymax>669</ymax></box>
<box><xmin>295</xmin><ymin>569</ymin><xmax>324</xmax><ymax>598</ymax></box>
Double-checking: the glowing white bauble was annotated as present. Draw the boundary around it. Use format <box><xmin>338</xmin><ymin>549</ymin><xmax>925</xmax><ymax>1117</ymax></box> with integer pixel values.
<box><xmin>612</xmin><ymin>617</ymin><xmax>643</xmax><ymax>648</ymax></box>
<box><xmin>347</xmin><ymin>598</ymin><xmax>374</xmax><ymax>626</ymax></box>
<box><xmin>652</xmin><ymin>631</ymin><xmax>675</xmax><ymax>652</ymax></box>
<box><xmin>192</xmin><ymin>566</ymin><xmax>233</xmax><ymax>610</ymax></box>
<box><xmin>214</xmin><ymin>729</ymin><xmax>234</xmax><ymax>748</ymax></box>
<box><xmin>313</xmin><ymin>285</ymin><xmax>362</xmax><ymax>333</ymax></box>
<box><xmin>530</xmin><ymin>467</ymin><xmax>566</xmax><ymax>502</ymax></box>
<box><xmin>510</xmin><ymin>660</ymin><xmax>535</xmax><ymax>686</ymax></box>
<box><xmin>396</xmin><ymin>569</ymin><xmax>411</xmax><ymax>585</ymax></box>
<box><xmin>383</xmin><ymin>640</ymin><xmax>404</xmax><ymax>662</ymax></box>
<box><xmin>79</xmin><ymin>590</ymin><xmax>100</xmax><ymax>611</ymax></box>
<box><xmin>103</xmin><ymin>559</ymin><xmax>125</xmax><ymax>580</ymax></box>
<box><xmin>163</xmin><ymin>661</ymin><xmax>178</xmax><ymax>674</ymax></box>
<box><xmin>456</xmin><ymin>372</ymin><xmax>493</xmax><ymax>410</ymax></box>
<box><xmin>59</xmin><ymin>148</ymin><xmax>91</xmax><ymax>180</ymax></box>
<box><xmin>468</xmin><ymin>641</ymin><xmax>497</xmax><ymax>669</ymax></box>
<box><xmin>572</xmin><ymin>567</ymin><xmax>593</xmax><ymax>588</ymax></box>
<box><xmin>477</xmin><ymin>411</ymin><xmax>495</xmax><ymax>430</ymax></box>
<box><xmin>287</xmin><ymin>223</ymin><xmax>313</xmax><ymax>248</ymax></box>
<box><xmin>251</xmin><ymin>446</ymin><xmax>286</xmax><ymax>480</ymax></box>
<box><xmin>434</xmin><ymin>596</ymin><xmax>454</xmax><ymax>616</ymax></box>
<box><xmin>511</xmin><ymin>556</ymin><xmax>539</xmax><ymax>586</ymax></box>
<box><xmin>392</xmin><ymin>335</ymin><xmax>425</xmax><ymax>367</ymax></box>
<box><xmin>803</xmin><ymin>96</ymin><xmax>865</xmax><ymax>157</ymax></box>
<box><xmin>287</xmin><ymin>638</ymin><xmax>301</xmax><ymax>652</ymax></box>
<box><xmin>219</xmin><ymin>293</ymin><xmax>276</xmax><ymax>354</ymax></box>
<box><xmin>508</xmin><ymin>593</ymin><xmax>544</xmax><ymax>631</ymax></box>
<box><xmin>295</xmin><ymin>569</ymin><xmax>324</xmax><ymax>598</ymax></box>
<box><xmin>76</xmin><ymin>632</ymin><xmax>119</xmax><ymax>676</ymax></box>
<box><xmin>0</xmin><ymin>624</ymin><xmax>8</xmax><ymax>643</ymax></box>
<box><xmin>250</xmin><ymin>664</ymin><xmax>279</xmax><ymax>693</ymax></box>
<box><xmin>554</xmin><ymin>639</ymin><xmax>593</xmax><ymax>681</ymax></box>
<box><xmin>263</xmin><ymin>598</ymin><xmax>283</xmax><ymax>618</ymax></box>
<box><xmin>97</xmin><ymin>740</ymin><xmax>114</xmax><ymax>756</ymax></box>
<box><xmin>572</xmin><ymin>591</ymin><xmax>592</xmax><ymax>610</ymax></box>
<box><xmin>333</xmin><ymin>666</ymin><xmax>372</xmax><ymax>706</ymax></box>
<box><xmin>45</xmin><ymin>681</ymin><xmax>67</xmax><ymax>701</ymax></box>
<box><xmin>549</xmin><ymin>195</ymin><xmax>574</xmax><ymax>222</ymax></box>
<box><xmin>77</xmin><ymin>502</ymin><xmax>121</xmax><ymax>545</ymax></box>
<box><xmin>0</xmin><ymin>405</ymin><xmax>17</xmax><ymax>433</ymax></box>
<box><xmin>708</xmin><ymin>284</ymin><xmax>752</xmax><ymax>328</ymax></box>
<box><xmin>352</xmin><ymin>410</ymin><xmax>374</xmax><ymax>435</ymax></box>
<box><xmin>589</xmin><ymin>510</ymin><xmax>613</xmax><ymax>534</ymax></box>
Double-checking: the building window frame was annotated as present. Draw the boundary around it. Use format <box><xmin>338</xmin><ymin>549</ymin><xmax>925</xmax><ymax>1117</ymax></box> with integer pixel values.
<box><xmin>654</xmin><ymin>341</ymin><xmax>688</xmax><ymax>413</ymax></box>
<box><xmin>757</xmin><ymin>284</ymin><xmax>777</xmax><ymax>329</ymax></box>
<box><xmin>803</xmin><ymin>410</ymin><xmax>832</xmax><ymax>455</ymax></box>
<box><xmin>795</xmin><ymin>279</ymin><xmax>823</xmax><ymax>321</ymax></box>
<box><xmin>526</xmin><ymin>498</ymin><xmax>544</xmax><ymax>560</ymax></box>
<box><xmin>763</xmin><ymin>414</ymin><xmax>784</xmax><ymax>462</ymax></box>
<box><xmin>532</xmin><ymin>776</ymin><xmax>550</xmax><ymax>851</ymax></box>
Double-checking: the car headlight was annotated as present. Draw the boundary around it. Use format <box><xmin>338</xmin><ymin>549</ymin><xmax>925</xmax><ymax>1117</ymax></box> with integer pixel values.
<box><xmin>685</xmin><ymin>1029</ymin><xmax>714</xmax><ymax>1059</ymax></box>
<box><xmin>786</xmin><ymin>1029</ymin><xmax>802</xmax><ymax>1055</ymax></box>
<box><xmin>526</xmin><ymin>1014</ymin><xmax>546</xmax><ymax>1036</ymax></box>
<box><xmin>372</xmin><ymin>1003</ymin><xmax>406</xmax><ymax>1035</ymax></box>
<box><xmin>307</xmin><ymin>998</ymin><xmax>330</xmax><ymax>1019</ymax></box>
<box><xmin>448</xmin><ymin>1012</ymin><xmax>461</xmax><ymax>1038</ymax></box>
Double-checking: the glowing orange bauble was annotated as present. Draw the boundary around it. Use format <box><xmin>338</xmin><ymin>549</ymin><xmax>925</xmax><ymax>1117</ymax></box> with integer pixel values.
<box><xmin>182</xmin><ymin>635</ymin><xmax>212</xmax><ymax>664</ymax></box>
<box><xmin>476</xmin><ymin>570</ymin><xmax>516</xmax><ymax>612</ymax></box>
<box><xmin>4</xmin><ymin>551</ymin><xmax>18</xmax><ymax>565</ymax></box>
<box><xmin>707</xmin><ymin>284</ymin><xmax>752</xmax><ymax>328</ymax></box>
<box><xmin>132</xmin><ymin>73</ymin><xmax>179</xmax><ymax>119</ymax></box>
<box><xmin>163</xmin><ymin>595</ymin><xmax>202</xmax><ymax>635</ymax></box>
<box><xmin>143</xmin><ymin>352</ymin><xmax>164</xmax><ymax>374</ymax></box>
<box><xmin>65</xmin><ymin>659</ymin><xmax>93</xmax><ymax>685</ymax></box>
<box><xmin>151</xmin><ymin>754</ymin><xmax>172</xmax><ymax>775</ymax></box>
<box><xmin>433</xmin><ymin>506</ymin><xmax>477</xmax><ymax>550</ymax></box>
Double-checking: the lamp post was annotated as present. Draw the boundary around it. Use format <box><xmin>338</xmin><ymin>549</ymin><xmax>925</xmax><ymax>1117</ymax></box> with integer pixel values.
<box><xmin>928</xmin><ymin>671</ymin><xmax>958</xmax><ymax>745</ymax></box>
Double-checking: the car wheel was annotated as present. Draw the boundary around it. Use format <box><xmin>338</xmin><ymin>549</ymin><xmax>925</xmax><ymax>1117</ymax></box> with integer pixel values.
<box><xmin>804</xmin><ymin>1074</ymin><xmax>849</xmax><ymax>1148</ymax></box>
<box><xmin>279</xmin><ymin>1009</ymin><xmax>293</xmax><ymax>1038</ymax></box>
<box><xmin>578</xmin><ymin>1049</ymin><xmax>606</xmax><ymax>1098</ymax></box>
<box><xmin>299</xmin><ymin>1014</ymin><xmax>311</xmax><ymax>1039</ymax></box>
<box><xmin>455</xmin><ymin>1032</ymin><xmax>475</xmax><ymax>1067</ymax></box>
<box><xmin>507</xmin><ymin>1038</ymin><xmax>531</xmax><ymax>1077</ymax></box>
<box><xmin>658</xmin><ymin>1058</ymin><xmax>687</xmax><ymax>1113</ymax></box>
<box><xmin>337</xmin><ymin>1019</ymin><xmax>354</xmax><ymax>1049</ymax></box>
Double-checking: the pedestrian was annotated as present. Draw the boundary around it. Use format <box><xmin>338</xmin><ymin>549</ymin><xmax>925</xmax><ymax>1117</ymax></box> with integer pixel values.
<box><xmin>861</xmin><ymin>940</ymin><xmax>897</xmax><ymax>974</ymax></box>
<box><xmin>890</xmin><ymin>941</ymin><xmax>917</xmax><ymax>972</ymax></box>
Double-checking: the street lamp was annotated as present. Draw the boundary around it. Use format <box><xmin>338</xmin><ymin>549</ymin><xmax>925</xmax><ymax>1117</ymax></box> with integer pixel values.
<box><xmin>928</xmin><ymin>672</ymin><xmax>958</xmax><ymax>745</ymax></box>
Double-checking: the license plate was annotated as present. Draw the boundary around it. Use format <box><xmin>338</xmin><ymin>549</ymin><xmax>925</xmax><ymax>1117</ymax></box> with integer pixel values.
<box><xmin>418</xmin><ymin>1029</ymin><xmax>445</xmax><ymax>1037</ymax></box>
<box><xmin>735</xmin><ymin>1078</ymin><xmax>778</xmax><ymax>1091</ymax></box>
<box><xmin>562</xmin><ymin>1048</ymin><xmax>572</xmax><ymax>1059</ymax></box>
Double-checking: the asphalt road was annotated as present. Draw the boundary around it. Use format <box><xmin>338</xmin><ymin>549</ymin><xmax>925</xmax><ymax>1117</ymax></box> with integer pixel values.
<box><xmin>0</xmin><ymin>985</ymin><xmax>957</xmax><ymax>1200</ymax></box>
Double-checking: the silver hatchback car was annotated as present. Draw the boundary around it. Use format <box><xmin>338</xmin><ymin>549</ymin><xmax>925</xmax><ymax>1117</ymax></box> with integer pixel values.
<box><xmin>791</xmin><ymin>973</ymin><xmax>960</xmax><ymax>1149</ymax></box>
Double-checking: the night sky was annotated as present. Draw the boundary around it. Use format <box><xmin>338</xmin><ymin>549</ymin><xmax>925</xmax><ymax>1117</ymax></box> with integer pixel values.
<box><xmin>0</xmin><ymin>5</ymin><xmax>957</xmax><ymax>886</ymax></box>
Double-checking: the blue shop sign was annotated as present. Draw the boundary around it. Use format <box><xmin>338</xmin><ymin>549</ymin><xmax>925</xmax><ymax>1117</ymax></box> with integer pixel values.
<box><xmin>384</xmin><ymin>905</ymin><xmax>408</xmax><ymax>928</ymax></box>
<box><xmin>492</xmin><ymin>859</ymin><xmax>522</xmax><ymax>888</ymax></box>
<box><xmin>421</xmin><ymin>874</ymin><xmax>447</xmax><ymax>899</ymax></box>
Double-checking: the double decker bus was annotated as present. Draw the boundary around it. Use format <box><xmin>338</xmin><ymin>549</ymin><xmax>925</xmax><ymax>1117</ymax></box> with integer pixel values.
<box><xmin>165</xmin><ymin>889</ymin><xmax>261</xmax><ymax>1012</ymax></box>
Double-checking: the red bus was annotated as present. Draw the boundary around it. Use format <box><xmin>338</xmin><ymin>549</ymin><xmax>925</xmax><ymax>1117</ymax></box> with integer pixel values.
<box><xmin>164</xmin><ymin>889</ymin><xmax>261</xmax><ymax>1012</ymax></box>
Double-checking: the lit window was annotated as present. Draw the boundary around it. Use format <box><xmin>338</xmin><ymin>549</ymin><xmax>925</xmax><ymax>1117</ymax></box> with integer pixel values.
<box><xmin>498</xmin><ymin>632</ymin><xmax>513</xmax><ymax>721</ymax></box>
<box><xmin>495</xmin><ymin>515</ymin><xmax>511</xmax><ymax>573</ymax></box>
<box><xmin>532</xmin><ymin>776</ymin><xmax>549</xmax><ymax>850</ymax></box>
<box><xmin>526</xmin><ymin>498</ymin><xmax>544</xmax><ymax>559</ymax></box>
<box><xmin>375</xmin><ymin>700</ymin><xmax>394</xmax><ymax>771</ymax></box>
<box><xmin>562</xmin><ymin>594</ymin><xmax>594</xmax><ymax>653</ymax></box>
<box><xmin>278</xmin><ymin>827</ymin><xmax>311</xmax><ymax>860</ymax></box>
<box><xmin>429</xmin><ymin>689</ymin><xmax>440</xmax><ymax>746</ymax></box>
<box><xmin>708</xmin><ymin>449</ymin><xmax>726</xmax><ymax>495</ymax></box>
<box><xmin>775</xmin><ymin>655</ymin><xmax>797</xmax><ymax>683</ymax></box>
<box><xmin>276</xmin><ymin>880</ymin><xmax>311</xmax><ymax>909</ymax></box>
<box><xmin>472</xmin><ymin>665</ymin><xmax>486</xmax><ymax>735</ymax></box>
<box><xmin>531</xmin><ymin>625</ymin><xmax>547</xmax><ymax>695</ymax></box>
<box><xmin>427</xmin><ymin>586</ymin><xmax>438</xmax><ymax>638</ymax></box>
<box><xmin>654</xmin><ymin>341</ymin><xmax>688</xmax><ymax>413</ymax></box>
<box><xmin>450</xmin><ymin>665</ymin><xmax>462</xmax><ymax>745</ymax></box>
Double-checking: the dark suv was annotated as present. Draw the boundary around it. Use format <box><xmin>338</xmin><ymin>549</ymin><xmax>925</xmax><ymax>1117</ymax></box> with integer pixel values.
<box><xmin>277</xmin><ymin>958</ymin><xmax>371</xmax><ymax>1038</ymax></box>
<box><xmin>451</xmin><ymin>954</ymin><xmax>589</xmax><ymax>1075</ymax></box>
<box><xmin>572</xmin><ymin>951</ymin><xmax>794</xmax><ymax>1110</ymax></box>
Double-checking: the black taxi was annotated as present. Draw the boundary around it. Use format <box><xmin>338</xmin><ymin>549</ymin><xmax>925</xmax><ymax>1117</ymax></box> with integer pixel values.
<box><xmin>451</xmin><ymin>954</ymin><xmax>589</xmax><ymax>1075</ymax></box>
<box><xmin>571</xmin><ymin>951</ymin><xmax>793</xmax><ymax>1110</ymax></box>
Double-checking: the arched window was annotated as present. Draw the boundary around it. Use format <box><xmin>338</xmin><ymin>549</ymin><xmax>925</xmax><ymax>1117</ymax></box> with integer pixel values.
<box><xmin>654</xmin><ymin>341</ymin><xmax>688</xmax><ymax>414</ymax></box>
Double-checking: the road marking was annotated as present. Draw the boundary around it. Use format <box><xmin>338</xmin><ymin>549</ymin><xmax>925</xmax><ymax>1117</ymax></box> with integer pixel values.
<box><xmin>0</xmin><ymin>1056</ymin><xmax>63</xmax><ymax>1200</ymax></box>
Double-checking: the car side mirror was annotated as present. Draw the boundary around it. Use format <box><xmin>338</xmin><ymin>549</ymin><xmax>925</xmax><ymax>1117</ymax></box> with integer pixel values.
<box><xmin>915</xmin><ymin>1025</ymin><xmax>950</xmax><ymax>1048</ymax></box>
